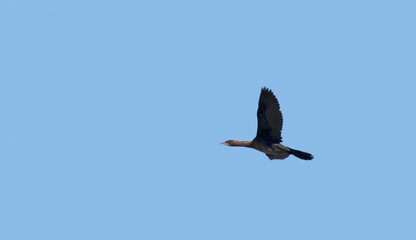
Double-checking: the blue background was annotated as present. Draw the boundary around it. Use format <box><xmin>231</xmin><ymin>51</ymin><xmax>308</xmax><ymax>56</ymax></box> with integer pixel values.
<box><xmin>1</xmin><ymin>1</ymin><xmax>415</xmax><ymax>239</ymax></box>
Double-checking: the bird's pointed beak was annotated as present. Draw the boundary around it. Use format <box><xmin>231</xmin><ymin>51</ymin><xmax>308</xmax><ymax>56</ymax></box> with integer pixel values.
<box><xmin>220</xmin><ymin>142</ymin><xmax>229</xmax><ymax>146</ymax></box>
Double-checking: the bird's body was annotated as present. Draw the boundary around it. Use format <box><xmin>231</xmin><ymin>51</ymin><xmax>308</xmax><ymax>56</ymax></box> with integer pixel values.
<box><xmin>220</xmin><ymin>87</ymin><xmax>313</xmax><ymax>161</ymax></box>
<box><xmin>251</xmin><ymin>140</ymin><xmax>291</xmax><ymax>160</ymax></box>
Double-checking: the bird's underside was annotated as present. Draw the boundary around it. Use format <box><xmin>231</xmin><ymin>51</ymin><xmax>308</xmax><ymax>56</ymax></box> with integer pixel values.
<box><xmin>251</xmin><ymin>140</ymin><xmax>291</xmax><ymax>160</ymax></box>
<box><xmin>262</xmin><ymin>143</ymin><xmax>313</xmax><ymax>160</ymax></box>
<box><xmin>266</xmin><ymin>154</ymin><xmax>289</xmax><ymax>160</ymax></box>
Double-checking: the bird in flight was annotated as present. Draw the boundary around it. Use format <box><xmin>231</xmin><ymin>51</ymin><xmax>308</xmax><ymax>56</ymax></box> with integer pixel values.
<box><xmin>220</xmin><ymin>87</ymin><xmax>313</xmax><ymax>160</ymax></box>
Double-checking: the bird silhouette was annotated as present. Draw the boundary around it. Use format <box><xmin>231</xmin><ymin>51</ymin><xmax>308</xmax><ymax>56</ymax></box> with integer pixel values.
<box><xmin>220</xmin><ymin>87</ymin><xmax>313</xmax><ymax>160</ymax></box>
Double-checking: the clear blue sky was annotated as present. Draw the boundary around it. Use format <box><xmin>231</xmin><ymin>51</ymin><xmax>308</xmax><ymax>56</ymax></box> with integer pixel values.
<box><xmin>1</xmin><ymin>1</ymin><xmax>415</xmax><ymax>239</ymax></box>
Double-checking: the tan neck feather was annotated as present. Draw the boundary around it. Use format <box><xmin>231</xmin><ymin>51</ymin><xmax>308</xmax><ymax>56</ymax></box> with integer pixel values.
<box><xmin>228</xmin><ymin>140</ymin><xmax>252</xmax><ymax>147</ymax></box>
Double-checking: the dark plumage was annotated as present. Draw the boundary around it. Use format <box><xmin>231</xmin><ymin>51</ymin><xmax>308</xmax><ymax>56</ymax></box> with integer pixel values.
<box><xmin>220</xmin><ymin>87</ymin><xmax>313</xmax><ymax>160</ymax></box>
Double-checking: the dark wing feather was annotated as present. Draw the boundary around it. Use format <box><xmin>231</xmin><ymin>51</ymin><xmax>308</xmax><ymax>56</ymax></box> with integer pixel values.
<box><xmin>256</xmin><ymin>87</ymin><xmax>283</xmax><ymax>143</ymax></box>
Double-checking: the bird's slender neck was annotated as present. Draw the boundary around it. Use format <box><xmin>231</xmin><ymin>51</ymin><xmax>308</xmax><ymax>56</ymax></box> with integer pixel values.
<box><xmin>227</xmin><ymin>140</ymin><xmax>252</xmax><ymax>147</ymax></box>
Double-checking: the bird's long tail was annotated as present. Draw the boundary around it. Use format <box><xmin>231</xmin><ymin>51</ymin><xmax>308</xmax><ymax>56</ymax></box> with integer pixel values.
<box><xmin>289</xmin><ymin>148</ymin><xmax>313</xmax><ymax>160</ymax></box>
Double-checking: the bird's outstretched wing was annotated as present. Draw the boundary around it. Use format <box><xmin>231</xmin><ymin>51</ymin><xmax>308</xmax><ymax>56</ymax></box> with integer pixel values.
<box><xmin>255</xmin><ymin>87</ymin><xmax>283</xmax><ymax>143</ymax></box>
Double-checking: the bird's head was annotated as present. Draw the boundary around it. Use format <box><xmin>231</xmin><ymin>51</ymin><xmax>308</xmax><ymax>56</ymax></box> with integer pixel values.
<box><xmin>220</xmin><ymin>140</ymin><xmax>248</xmax><ymax>146</ymax></box>
<box><xmin>220</xmin><ymin>140</ymin><xmax>232</xmax><ymax>146</ymax></box>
